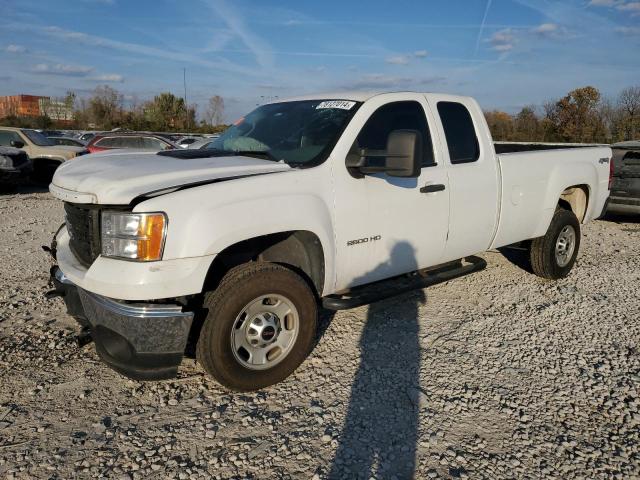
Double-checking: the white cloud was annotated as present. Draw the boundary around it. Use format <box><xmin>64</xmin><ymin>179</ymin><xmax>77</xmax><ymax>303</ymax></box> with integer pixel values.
<box><xmin>89</xmin><ymin>74</ymin><xmax>124</xmax><ymax>82</ymax></box>
<box><xmin>531</xmin><ymin>23</ymin><xmax>573</xmax><ymax>39</ymax></box>
<box><xmin>342</xmin><ymin>73</ymin><xmax>445</xmax><ymax>90</ymax></box>
<box><xmin>617</xmin><ymin>1</ymin><xmax>640</xmax><ymax>12</ymax></box>
<box><xmin>385</xmin><ymin>55</ymin><xmax>410</xmax><ymax>65</ymax></box>
<box><xmin>5</xmin><ymin>44</ymin><xmax>27</xmax><ymax>53</ymax></box>
<box><xmin>588</xmin><ymin>0</ymin><xmax>640</xmax><ymax>12</ymax></box>
<box><xmin>414</xmin><ymin>50</ymin><xmax>428</xmax><ymax>58</ymax></box>
<box><xmin>615</xmin><ymin>25</ymin><xmax>640</xmax><ymax>34</ymax></box>
<box><xmin>488</xmin><ymin>29</ymin><xmax>516</xmax><ymax>52</ymax></box>
<box><xmin>28</xmin><ymin>25</ymin><xmax>258</xmax><ymax>77</ymax></box>
<box><xmin>32</xmin><ymin>63</ymin><xmax>94</xmax><ymax>76</ymax></box>
<box><xmin>532</xmin><ymin>23</ymin><xmax>559</xmax><ymax>35</ymax></box>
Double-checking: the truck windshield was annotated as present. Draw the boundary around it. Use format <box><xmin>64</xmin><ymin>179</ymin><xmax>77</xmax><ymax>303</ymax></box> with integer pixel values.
<box><xmin>22</xmin><ymin>129</ymin><xmax>55</xmax><ymax>147</ymax></box>
<box><xmin>209</xmin><ymin>100</ymin><xmax>360</xmax><ymax>166</ymax></box>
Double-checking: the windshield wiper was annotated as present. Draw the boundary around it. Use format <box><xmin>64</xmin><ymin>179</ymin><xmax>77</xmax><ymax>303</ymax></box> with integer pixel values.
<box><xmin>227</xmin><ymin>150</ymin><xmax>280</xmax><ymax>162</ymax></box>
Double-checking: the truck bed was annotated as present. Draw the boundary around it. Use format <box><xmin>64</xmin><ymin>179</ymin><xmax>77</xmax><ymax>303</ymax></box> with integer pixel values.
<box><xmin>491</xmin><ymin>145</ymin><xmax>612</xmax><ymax>250</ymax></box>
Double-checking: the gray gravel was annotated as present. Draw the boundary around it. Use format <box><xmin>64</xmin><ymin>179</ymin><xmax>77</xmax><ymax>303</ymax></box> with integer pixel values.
<box><xmin>0</xmin><ymin>187</ymin><xmax>639</xmax><ymax>479</ymax></box>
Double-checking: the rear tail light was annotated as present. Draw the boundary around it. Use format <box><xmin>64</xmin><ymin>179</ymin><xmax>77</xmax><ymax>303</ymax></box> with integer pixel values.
<box><xmin>608</xmin><ymin>156</ymin><xmax>614</xmax><ymax>190</ymax></box>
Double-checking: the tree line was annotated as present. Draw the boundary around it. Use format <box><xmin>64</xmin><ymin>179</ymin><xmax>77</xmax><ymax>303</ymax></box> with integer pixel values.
<box><xmin>2</xmin><ymin>84</ymin><xmax>639</xmax><ymax>142</ymax></box>
<box><xmin>1</xmin><ymin>85</ymin><xmax>227</xmax><ymax>133</ymax></box>
<box><xmin>485</xmin><ymin>85</ymin><xmax>640</xmax><ymax>144</ymax></box>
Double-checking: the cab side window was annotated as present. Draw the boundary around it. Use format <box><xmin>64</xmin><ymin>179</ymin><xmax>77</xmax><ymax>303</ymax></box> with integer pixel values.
<box><xmin>356</xmin><ymin>101</ymin><xmax>435</xmax><ymax>167</ymax></box>
<box><xmin>437</xmin><ymin>102</ymin><xmax>480</xmax><ymax>164</ymax></box>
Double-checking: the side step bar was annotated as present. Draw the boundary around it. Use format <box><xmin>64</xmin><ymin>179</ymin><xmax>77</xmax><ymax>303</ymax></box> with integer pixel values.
<box><xmin>322</xmin><ymin>256</ymin><xmax>487</xmax><ymax>311</ymax></box>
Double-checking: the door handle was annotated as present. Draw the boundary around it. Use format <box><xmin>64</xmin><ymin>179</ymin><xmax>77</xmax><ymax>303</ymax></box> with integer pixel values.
<box><xmin>420</xmin><ymin>183</ymin><xmax>446</xmax><ymax>193</ymax></box>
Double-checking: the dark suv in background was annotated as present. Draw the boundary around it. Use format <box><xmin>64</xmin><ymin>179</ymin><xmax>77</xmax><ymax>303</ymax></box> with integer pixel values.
<box><xmin>608</xmin><ymin>141</ymin><xmax>640</xmax><ymax>215</ymax></box>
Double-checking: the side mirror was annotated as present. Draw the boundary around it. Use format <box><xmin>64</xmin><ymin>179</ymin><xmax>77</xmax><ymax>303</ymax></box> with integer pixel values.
<box><xmin>346</xmin><ymin>129</ymin><xmax>421</xmax><ymax>178</ymax></box>
<box><xmin>384</xmin><ymin>129</ymin><xmax>422</xmax><ymax>178</ymax></box>
<box><xmin>10</xmin><ymin>140</ymin><xmax>25</xmax><ymax>149</ymax></box>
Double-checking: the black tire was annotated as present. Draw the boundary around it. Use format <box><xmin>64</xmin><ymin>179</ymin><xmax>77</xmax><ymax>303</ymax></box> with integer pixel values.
<box><xmin>530</xmin><ymin>208</ymin><xmax>581</xmax><ymax>280</ymax></box>
<box><xmin>196</xmin><ymin>262</ymin><xmax>318</xmax><ymax>391</ymax></box>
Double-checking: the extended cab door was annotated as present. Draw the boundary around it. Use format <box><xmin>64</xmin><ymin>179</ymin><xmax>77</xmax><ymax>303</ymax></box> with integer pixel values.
<box><xmin>427</xmin><ymin>96</ymin><xmax>500</xmax><ymax>261</ymax></box>
<box><xmin>332</xmin><ymin>94</ymin><xmax>450</xmax><ymax>291</ymax></box>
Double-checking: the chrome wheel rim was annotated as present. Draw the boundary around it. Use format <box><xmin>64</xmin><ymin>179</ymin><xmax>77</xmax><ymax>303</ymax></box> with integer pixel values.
<box><xmin>555</xmin><ymin>225</ymin><xmax>576</xmax><ymax>267</ymax></box>
<box><xmin>230</xmin><ymin>294</ymin><xmax>299</xmax><ymax>370</ymax></box>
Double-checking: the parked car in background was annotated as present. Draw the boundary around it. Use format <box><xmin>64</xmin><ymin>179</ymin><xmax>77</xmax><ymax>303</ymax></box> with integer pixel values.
<box><xmin>176</xmin><ymin>136</ymin><xmax>202</xmax><ymax>148</ymax></box>
<box><xmin>0</xmin><ymin>146</ymin><xmax>32</xmax><ymax>188</ymax></box>
<box><xmin>0</xmin><ymin>127</ymin><xmax>87</xmax><ymax>184</ymax></box>
<box><xmin>40</xmin><ymin>129</ymin><xmax>65</xmax><ymax>137</ymax></box>
<box><xmin>607</xmin><ymin>141</ymin><xmax>640</xmax><ymax>215</ymax></box>
<box><xmin>75</xmin><ymin>131</ymin><xmax>98</xmax><ymax>143</ymax></box>
<box><xmin>86</xmin><ymin>133</ymin><xmax>178</xmax><ymax>153</ymax></box>
<box><xmin>48</xmin><ymin>136</ymin><xmax>87</xmax><ymax>148</ymax></box>
<box><xmin>187</xmin><ymin>136</ymin><xmax>218</xmax><ymax>150</ymax></box>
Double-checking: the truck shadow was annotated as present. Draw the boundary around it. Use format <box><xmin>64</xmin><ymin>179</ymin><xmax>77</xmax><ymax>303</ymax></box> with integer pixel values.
<box><xmin>497</xmin><ymin>243</ymin><xmax>534</xmax><ymax>275</ymax></box>
<box><xmin>328</xmin><ymin>242</ymin><xmax>424</xmax><ymax>479</ymax></box>
<box><xmin>601</xmin><ymin>212</ymin><xmax>640</xmax><ymax>225</ymax></box>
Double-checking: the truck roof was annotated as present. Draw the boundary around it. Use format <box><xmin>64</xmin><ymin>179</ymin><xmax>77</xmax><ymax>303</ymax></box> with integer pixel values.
<box><xmin>275</xmin><ymin>91</ymin><xmax>472</xmax><ymax>104</ymax></box>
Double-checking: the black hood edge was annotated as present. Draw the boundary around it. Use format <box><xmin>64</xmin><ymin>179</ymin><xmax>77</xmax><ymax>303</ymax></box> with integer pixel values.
<box><xmin>130</xmin><ymin>170</ymin><xmax>286</xmax><ymax>207</ymax></box>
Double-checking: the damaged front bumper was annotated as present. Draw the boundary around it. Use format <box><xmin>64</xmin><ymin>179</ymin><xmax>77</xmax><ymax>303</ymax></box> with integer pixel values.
<box><xmin>50</xmin><ymin>266</ymin><xmax>194</xmax><ymax>380</ymax></box>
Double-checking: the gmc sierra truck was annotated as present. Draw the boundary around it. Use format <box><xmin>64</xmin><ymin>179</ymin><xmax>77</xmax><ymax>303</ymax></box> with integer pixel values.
<box><xmin>47</xmin><ymin>92</ymin><xmax>612</xmax><ymax>391</ymax></box>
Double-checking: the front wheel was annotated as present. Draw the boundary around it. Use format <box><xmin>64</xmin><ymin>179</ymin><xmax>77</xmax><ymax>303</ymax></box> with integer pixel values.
<box><xmin>529</xmin><ymin>208</ymin><xmax>581</xmax><ymax>280</ymax></box>
<box><xmin>196</xmin><ymin>262</ymin><xmax>318</xmax><ymax>391</ymax></box>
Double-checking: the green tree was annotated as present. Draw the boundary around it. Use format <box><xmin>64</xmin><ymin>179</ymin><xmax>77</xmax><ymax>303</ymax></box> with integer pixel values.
<box><xmin>145</xmin><ymin>92</ymin><xmax>195</xmax><ymax>131</ymax></box>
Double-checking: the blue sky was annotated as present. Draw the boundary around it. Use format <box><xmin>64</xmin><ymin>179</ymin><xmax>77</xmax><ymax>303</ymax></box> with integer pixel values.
<box><xmin>1</xmin><ymin>0</ymin><xmax>639</xmax><ymax>121</ymax></box>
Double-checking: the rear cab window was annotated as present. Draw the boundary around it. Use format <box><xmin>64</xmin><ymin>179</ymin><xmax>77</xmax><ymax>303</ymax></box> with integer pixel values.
<box><xmin>437</xmin><ymin>102</ymin><xmax>480</xmax><ymax>164</ymax></box>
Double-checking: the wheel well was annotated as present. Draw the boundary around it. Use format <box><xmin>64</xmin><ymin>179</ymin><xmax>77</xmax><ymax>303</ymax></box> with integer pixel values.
<box><xmin>559</xmin><ymin>185</ymin><xmax>589</xmax><ymax>222</ymax></box>
<box><xmin>32</xmin><ymin>158</ymin><xmax>62</xmax><ymax>172</ymax></box>
<box><xmin>203</xmin><ymin>231</ymin><xmax>325</xmax><ymax>297</ymax></box>
<box><xmin>32</xmin><ymin>157</ymin><xmax>62</xmax><ymax>166</ymax></box>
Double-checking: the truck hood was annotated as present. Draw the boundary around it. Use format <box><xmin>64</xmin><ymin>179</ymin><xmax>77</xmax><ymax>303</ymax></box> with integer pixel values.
<box><xmin>50</xmin><ymin>150</ymin><xmax>292</xmax><ymax>205</ymax></box>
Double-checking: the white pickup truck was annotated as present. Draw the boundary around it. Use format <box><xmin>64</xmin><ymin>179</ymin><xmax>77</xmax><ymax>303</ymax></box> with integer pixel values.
<box><xmin>47</xmin><ymin>92</ymin><xmax>612</xmax><ymax>390</ymax></box>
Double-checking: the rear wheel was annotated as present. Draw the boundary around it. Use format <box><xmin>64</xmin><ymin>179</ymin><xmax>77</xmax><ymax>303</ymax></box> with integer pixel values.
<box><xmin>196</xmin><ymin>262</ymin><xmax>317</xmax><ymax>391</ymax></box>
<box><xmin>529</xmin><ymin>208</ymin><xmax>581</xmax><ymax>280</ymax></box>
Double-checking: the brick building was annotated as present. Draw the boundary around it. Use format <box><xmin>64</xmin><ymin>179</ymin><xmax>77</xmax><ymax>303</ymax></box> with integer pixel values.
<box><xmin>0</xmin><ymin>95</ymin><xmax>46</xmax><ymax>118</ymax></box>
<box><xmin>0</xmin><ymin>94</ymin><xmax>74</xmax><ymax>123</ymax></box>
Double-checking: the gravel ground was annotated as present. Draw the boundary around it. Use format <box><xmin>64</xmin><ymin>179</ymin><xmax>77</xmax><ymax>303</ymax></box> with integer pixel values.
<box><xmin>0</xmin><ymin>187</ymin><xmax>638</xmax><ymax>479</ymax></box>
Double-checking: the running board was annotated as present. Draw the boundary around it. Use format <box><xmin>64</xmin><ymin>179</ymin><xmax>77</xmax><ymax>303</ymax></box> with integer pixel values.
<box><xmin>321</xmin><ymin>256</ymin><xmax>487</xmax><ymax>311</ymax></box>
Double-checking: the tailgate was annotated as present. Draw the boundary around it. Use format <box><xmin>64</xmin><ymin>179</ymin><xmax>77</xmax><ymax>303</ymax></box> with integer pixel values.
<box><xmin>611</xmin><ymin>149</ymin><xmax>640</xmax><ymax>198</ymax></box>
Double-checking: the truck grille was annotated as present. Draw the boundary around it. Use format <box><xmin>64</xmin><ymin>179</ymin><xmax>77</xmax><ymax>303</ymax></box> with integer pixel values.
<box><xmin>64</xmin><ymin>203</ymin><xmax>101</xmax><ymax>267</ymax></box>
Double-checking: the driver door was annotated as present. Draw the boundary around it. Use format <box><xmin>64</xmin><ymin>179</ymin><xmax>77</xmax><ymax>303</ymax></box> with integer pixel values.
<box><xmin>332</xmin><ymin>96</ymin><xmax>450</xmax><ymax>291</ymax></box>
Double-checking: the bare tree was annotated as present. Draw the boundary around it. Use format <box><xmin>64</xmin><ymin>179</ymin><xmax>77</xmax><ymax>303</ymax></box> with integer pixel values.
<box><xmin>205</xmin><ymin>95</ymin><xmax>225</xmax><ymax>126</ymax></box>
<box><xmin>88</xmin><ymin>85</ymin><xmax>124</xmax><ymax>129</ymax></box>
<box><xmin>618</xmin><ymin>86</ymin><xmax>640</xmax><ymax>140</ymax></box>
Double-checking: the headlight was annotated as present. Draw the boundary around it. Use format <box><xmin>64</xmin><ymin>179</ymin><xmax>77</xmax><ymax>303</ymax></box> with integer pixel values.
<box><xmin>101</xmin><ymin>212</ymin><xmax>167</xmax><ymax>261</ymax></box>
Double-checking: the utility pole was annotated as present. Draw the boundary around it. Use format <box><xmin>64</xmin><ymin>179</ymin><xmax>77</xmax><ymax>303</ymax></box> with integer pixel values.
<box><xmin>183</xmin><ymin>67</ymin><xmax>188</xmax><ymax>130</ymax></box>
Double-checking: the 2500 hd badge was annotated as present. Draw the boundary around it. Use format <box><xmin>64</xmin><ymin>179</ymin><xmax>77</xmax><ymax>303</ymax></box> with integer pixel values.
<box><xmin>347</xmin><ymin>235</ymin><xmax>382</xmax><ymax>246</ymax></box>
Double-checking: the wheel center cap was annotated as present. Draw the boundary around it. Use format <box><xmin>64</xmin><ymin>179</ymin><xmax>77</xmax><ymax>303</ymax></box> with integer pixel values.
<box><xmin>261</xmin><ymin>326</ymin><xmax>276</xmax><ymax>341</ymax></box>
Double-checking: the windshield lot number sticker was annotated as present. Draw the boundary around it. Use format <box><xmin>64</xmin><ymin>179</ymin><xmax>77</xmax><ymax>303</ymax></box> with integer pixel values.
<box><xmin>316</xmin><ymin>100</ymin><xmax>356</xmax><ymax>110</ymax></box>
